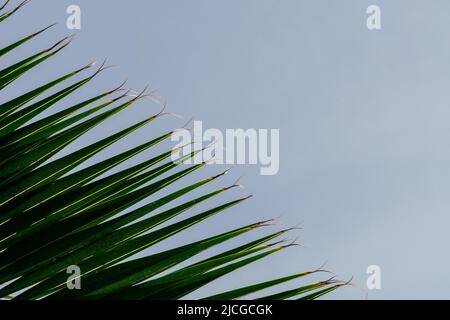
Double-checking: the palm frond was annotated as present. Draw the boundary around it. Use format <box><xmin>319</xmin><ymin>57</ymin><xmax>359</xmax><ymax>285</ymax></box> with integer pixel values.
<box><xmin>0</xmin><ymin>0</ymin><xmax>344</xmax><ymax>300</ymax></box>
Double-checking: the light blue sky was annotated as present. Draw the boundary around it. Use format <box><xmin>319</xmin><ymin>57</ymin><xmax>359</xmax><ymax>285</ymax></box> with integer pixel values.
<box><xmin>4</xmin><ymin>0</ymin><xmax>450</xmax><ymax>299</ymax></box>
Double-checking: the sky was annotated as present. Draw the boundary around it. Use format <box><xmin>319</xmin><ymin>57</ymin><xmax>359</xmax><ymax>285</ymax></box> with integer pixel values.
<box><xmin>3</xmin><ymin>0</ymin><xmax>450</xmax><ymax>299</ymax></box>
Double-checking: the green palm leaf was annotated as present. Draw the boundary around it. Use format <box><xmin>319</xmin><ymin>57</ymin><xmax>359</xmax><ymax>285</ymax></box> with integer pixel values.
<box><xmin>0</xmin><ymin>0</ymin><xmax>346</xmax><ymax>301</ymax></box>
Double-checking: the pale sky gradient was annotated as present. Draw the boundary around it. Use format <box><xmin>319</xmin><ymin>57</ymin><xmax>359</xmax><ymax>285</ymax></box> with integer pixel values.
<box><xmin>3</xmin><ymin>0</ymin><xmax>450</xmax><ymax>299</ymax></box>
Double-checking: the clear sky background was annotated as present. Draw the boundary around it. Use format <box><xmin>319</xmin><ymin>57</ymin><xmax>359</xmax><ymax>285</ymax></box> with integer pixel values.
<box><xmin>3</xmin><ymin>0</ymin><xmax>450</xmax><ymax>299</ymax></box>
